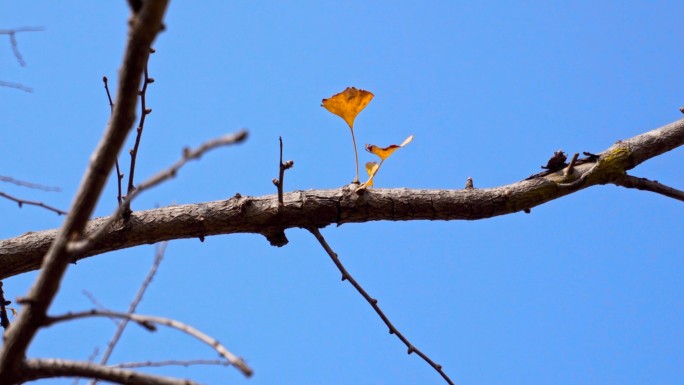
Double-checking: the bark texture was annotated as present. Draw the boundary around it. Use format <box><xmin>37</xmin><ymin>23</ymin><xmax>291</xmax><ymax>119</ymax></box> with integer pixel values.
<box><xmin>1</xmin><ymin>117</ymin><xmax>682</xmax><ymax>281</ymax></box>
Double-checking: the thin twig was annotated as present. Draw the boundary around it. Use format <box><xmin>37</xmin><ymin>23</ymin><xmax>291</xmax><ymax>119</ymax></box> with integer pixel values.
<box><xmin>111</xmin><ymin>359</ymin><xmax>231</xmax><ymax>369</ymax></box>
<box><xmin>81</xmin><ymin>291</ymin><xmax>119</xmax><ymax>326</ymax></box>
<box><xmin>0</xmin><ymin>176</ymin><xmax>61</xmax><ymax>191</ymax></box>
<box><xmin>307</xmin><ymin>227</ymin><xmax>455</xmax><ymax>385</ymax></box>
<box><xmin>89</xmin><ymin>242</ymin><xmax>167</xmax><ymax>385</ymax></box>
<box><xmin>613</xmin><ymin>175</ymin><xmax>684</xmax><ymax>202</ymax></box>
<box><xmin>0</xmin><ymin>80</ymin><xmax>32</xmax><ymax>92</ymax></box>
<box><xmin>44</xmin><ymin>310</ymin><xmax>252</xmax><ymax>377</ymax></box>
<box><xmin>71</xmin><ymin>347</ymin><xmax>100</xmax><ymax>385</ymax></box>
<box><xmin>68</xmin><ymin>131</ymin><xmax>248</xmax><ymax>255</ymax></box>
<box><xmin>272</xmin><ymin>136</ymin><xmax>294</xmax><ymax>206</ymax></box>
<box><xmin>124</xmin><ymin>49</ymin><xmax>155</xmax><ymax>218</ymax></box>
<box><xmin>0</xmin><ymin>191</ymin><xmax>66</xmax><ymax>215</ymax></box>
<box><xmin>102</xmin><ymin>76</ymin><xmax>124</xmax><ymax>206</ymax></box>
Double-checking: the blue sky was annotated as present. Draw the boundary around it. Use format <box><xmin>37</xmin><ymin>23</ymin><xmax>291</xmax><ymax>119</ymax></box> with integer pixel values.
<box><xmin>2</xmin><ymin>2</ymin><xmax>683</xmax><ymax>384</ymax></box>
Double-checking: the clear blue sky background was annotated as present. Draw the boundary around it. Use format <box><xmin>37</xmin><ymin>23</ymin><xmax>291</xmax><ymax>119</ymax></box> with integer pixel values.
<box><xmin>2</xmin><ymin>2</ymin><xmax>683</xmax><ymax>384</ymax></box>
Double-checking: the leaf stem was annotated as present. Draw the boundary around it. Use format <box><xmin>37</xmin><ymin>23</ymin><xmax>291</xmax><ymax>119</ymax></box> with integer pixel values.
<box><xmin>350</xmin><ymin>128</ymin><xmax>359</xmax><ymax>183</ymax></box>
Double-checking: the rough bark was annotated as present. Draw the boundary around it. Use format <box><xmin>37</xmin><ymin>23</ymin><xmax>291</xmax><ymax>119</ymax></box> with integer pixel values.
<box><xmin>1</xmin><ymin>117</ymin><xmax>682</xmax><ymax>281</ymax></box>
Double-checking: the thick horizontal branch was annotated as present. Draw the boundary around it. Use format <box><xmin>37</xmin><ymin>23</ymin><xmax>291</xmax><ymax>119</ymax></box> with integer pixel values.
<box><xmin>1</xmin><ymin>118</ymin><xmax>682</xmax><ymax>280</ymax></box>
<box><xmin>18</xmin><ymin>359</ymin><xmax>198</xmax><ymax>385</ymax></box>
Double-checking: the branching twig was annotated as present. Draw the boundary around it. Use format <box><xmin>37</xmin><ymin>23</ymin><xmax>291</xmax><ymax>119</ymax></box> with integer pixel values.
<box><xmin>21</xmin><ymin>358</ymin><xmax>199</xmax><ymax>385</ymax></box>
<box><xmin>44</xmin><ymin>310</ymin><xmax>252</xmax><ymax>377</ymax></box>
<box><xmin>613</xmin><ymin>175</ymin><xmax>684</xmax><ymax>202</ymax></box>
<box><xmin>0</xmin><ymin>176</ymin><xmax>61</xmax><ymax>191</ymax></box>
<box><xmin>124</xmin><ymin>49</ymin><xmax>156</xmax><ymax>219</ymax></box>
<box><xmin>0</xmin><ymin>27</ymin><xmax>43</xmax><ymax>67</ymax></box>
<box><xmin>272</xmin><ymin>136</ymin><xmax>294</xmax><ymax>206</ymax></box>
<box><xmin>307</xmin><ymin>227</ymin><xmax>455</xmax><ymax>385</ymax></box>
<box><xmin>68</xmin><ymin>131</ymin><xmax>248</xmax><ymax>255</ymax></box>
<box><xmin>102</xmin><ymin>76</ymin><xmax>124</xmax><ymax>205</ymax></box>
<box><xmin>89</xmin><ymin>242</ymin><xmax>167</xmax><ymax>385</ymax></box>
<box><xmin>0</xmin><ymin>191</ymin><xmax>67</xmax><ymax>215</ymax></box>
<box><xmin>1</xmin><ymin>27</ymin><xmax>43</xmax><ymax>93</ymax></box>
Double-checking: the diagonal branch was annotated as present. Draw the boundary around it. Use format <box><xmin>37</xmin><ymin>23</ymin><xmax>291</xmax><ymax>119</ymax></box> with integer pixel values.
<box><xmin>0</xmin><ymin>80</ymin><xmax>33</xmax><ymax>92</ymax></box>
<box><xmin>0</xmin><ymin>176</ymin><xmax>61</xmax><ymax>191</ymax></box>
<box><xmin>0</xmin><ymin>2</ymin><xmax>169</xmax><ymax>382</ymax></box>
<box><xmin>88</xmin><ymin>242</ymin><xmax>168</xmax><ymax>385</ymax></box>
<box><xmin>0</xmin><ymin>191</ymin><xmax>67</xmax><ymax>215</ymax></box>
<box><xmin>44</xmin><ymin>309</ymin><xmax>252</xmax><ymax>377</ymax></box>
<box><xmin>19</xmin><ymin>359</ymin><xmax>198</xmax><ymax>385</ymax></box>
<box><xmin>308</xmin><ymin>227</ymin><xmax>455</xmax><ymax>385</ymax></box>
<box><xmin>613</xmin><ymin>175</ymin><xmax>684</xmax><ymax>201</ymax></box>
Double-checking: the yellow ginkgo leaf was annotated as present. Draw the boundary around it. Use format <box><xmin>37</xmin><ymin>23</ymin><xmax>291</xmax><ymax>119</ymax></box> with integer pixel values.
<box><xmin>365</xmin><ymin>134</ymin><xmax>414</xmax><ymax>160</ymax></box>
<box><xmin>365</xmin><ymin>161</ymin><xmax>380</xmax><ymax>187</ymax></box>
<box><xmin>321</xmin><ymin>87</ymin><xmax>374</xmax><ymax>129</ymax></box>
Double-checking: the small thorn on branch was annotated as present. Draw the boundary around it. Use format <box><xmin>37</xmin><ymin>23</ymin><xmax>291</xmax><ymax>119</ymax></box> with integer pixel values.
<box><xmin>465</xmin><ymin>176</ymin><xmax>474</xmax><ymax>189</ymax></box>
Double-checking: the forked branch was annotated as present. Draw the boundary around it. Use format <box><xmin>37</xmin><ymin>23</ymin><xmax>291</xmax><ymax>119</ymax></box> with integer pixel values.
<box><xmin>44</xmin><ymin>310</ymin><xmax>252</xmax><ymax>377</ymax></box>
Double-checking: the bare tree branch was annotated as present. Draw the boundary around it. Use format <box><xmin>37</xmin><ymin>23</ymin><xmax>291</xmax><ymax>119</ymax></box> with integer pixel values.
<box><xmin>19</xmin><ymin>359</ymin><xmax>199</xmax><ymax>385</ymax></box>
<box><xmin>123</xmin><ymin>51</ymin><xmax>155</xmax><ymax>219</ymax></box>
<box><xmin>44</xmin><ymin>309</ymin><xmax>253</xmax><ymax>377</ymax></box>
<box><xmin>0</xmin><ymin>27</ymin><xmax>43</xmax><ymax>67</ymax></box>
<box><xmin>112</xmin><ymin>359</ymin><xmax>231</xmax><ymax>369</ymax></box>
<box><xmin>68</xmin><ymin>130</ymin><xmax>248</xmax><ymax>256</ymax></box>
<box><xmin>0</xmin><ymin>176</ymin><xmax>61</xmax><ymax>191</ymax></box>
<box><xmin>89</xmin><ymin>242</ymin><xmax>168</xmax><ymax>385</ymax></box>
<box><xmin>102</xmin><ymin>76</ymin><xmax>125</xmax><ymax>206</ymax></box>
<box><xmin>308</xmin><ymin>227</ymin><xmax>455</xmax><ymax>385</ymax></box>
<box><xmin>0</xmin><ymin>191</ymin><xmax>67</xmax><ymax>215</ymax></box>
<box><xmin>0</xmin><ymin>80</ymin><xmax>32</xmax><ymax>92</ymax></box>
<box><xmin>1</xmin><ymin>117</ymin><xmax>682</xmax><ymax>281</ymax></box>
<box><xmin>0</xmin><ymin>3</ymin><xmax>169</xmax><ymax>382</ymax></box>
<box><xmin>613</xmin><ymin>175</ymin><xmax>684</xmax><ymax>201</ymax></box>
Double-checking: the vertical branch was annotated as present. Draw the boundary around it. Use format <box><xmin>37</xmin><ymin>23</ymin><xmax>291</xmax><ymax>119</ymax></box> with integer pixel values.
<box><xmin>272</xmin><ymin>136</ymin><xmax>294</xmax><ymax>206</ymax></box>
<box><xmin>0</xmin><ymin>282</ymin><xmax>11</xmax><ymax>329</ymax></box>
<box><xmin>123</xmin><ymin>49</ymin><xmax>155</xmax><ymax>219</ymax></box>
<box><xmin>102</xmin><ymin>76</ymin><xmax>124</xmax><ymax>205</ymax></box>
